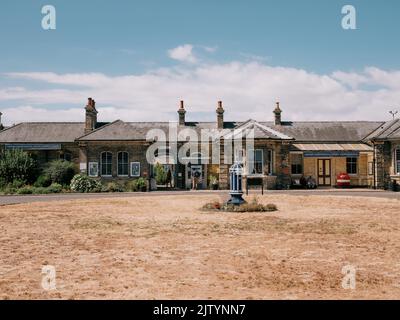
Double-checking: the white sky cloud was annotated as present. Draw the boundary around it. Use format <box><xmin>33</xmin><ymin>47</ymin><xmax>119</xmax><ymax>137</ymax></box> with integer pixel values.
<box><xmin>167</xmin><ymin>44</ymin><xmax>197</xmax><ymax>63</ymax></box>
<box><xmin>1</xmin><ymin>63</ymin><xmax>400</xmax><ymax>125</ymax></box>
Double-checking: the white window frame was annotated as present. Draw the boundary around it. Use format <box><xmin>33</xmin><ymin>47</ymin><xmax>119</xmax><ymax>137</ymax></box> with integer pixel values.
<box><xmin>130</xmin><ymin>162</ymin><xmax>141</xmax><ymax>177</ymax></box>
<box><xmin>248</xmin><ymin>149</ymin><xmax>264</xmax><ymax>175</ymax></box>
<box><xmin>100</xmin><ymin>151</ymin><xmax>113</xmax><ymax>177</ymax></box>
<box><xmin>396</xmin><ymin>148</ymin><xmax>400</xmax><ymax>175</ymax></box>
<box><xmin>117</xmin><ymin>151</ymin><xmax>129</xmax><ymax>177</ymax></box>
<box><xmin>88</xmin><ymin>162</ymin><xmax>99</xmax><ymax>177</ymax></box>
<box><xmin>266</xmin><ymin>149</ymin><xmax>274</xmax><ymax>175</ymax></box>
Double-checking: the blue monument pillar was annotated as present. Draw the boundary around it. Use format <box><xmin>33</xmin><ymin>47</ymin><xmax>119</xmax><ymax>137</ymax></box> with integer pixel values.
<box><xmin>227</xmin><ymin>162</ymin><xmax>246</xmax><ymax>205</ymax></box>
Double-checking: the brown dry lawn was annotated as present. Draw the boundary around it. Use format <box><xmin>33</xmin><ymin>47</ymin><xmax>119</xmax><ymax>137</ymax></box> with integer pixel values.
<box><xmin>0</xmin><ymin>193</ymin><xmax>400</xmax><ymax>300</ymax></box>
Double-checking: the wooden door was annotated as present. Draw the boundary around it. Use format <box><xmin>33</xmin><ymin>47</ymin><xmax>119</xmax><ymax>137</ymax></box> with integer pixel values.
<box><xmin>318</xmin><ymin>159</ymin><xmax>331</xmax><ymax>186</ymax></box>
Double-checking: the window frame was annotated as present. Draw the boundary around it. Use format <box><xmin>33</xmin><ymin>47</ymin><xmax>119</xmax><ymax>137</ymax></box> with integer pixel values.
<box><xmin>290</xmin><ymin>153</ymin><xmax>303</xmax><ymax>175</ymax></box>
<box><xmin>346</xmin><ymin>157</ymin><xmax>358</xmax><ymax>175</ymax></box>
<box><xmin>396</xmin><ymin>148</ymin><xmax>400</xmax><ymax>175</ymax></box>
<box><xmin>248</xmin><ymin>149</ymin><xmax>264</xmax><ymax>175</ymax></box>
<box><xmin>130</xmin><ymin>162</ymin><xmax>141</xmax><ymax>177</ymax></box>
<box><xmin>100</xmin><ymin>151</ymin><xmax>113</xmax><ymax>177</ymax></box>
<box><xmin>117</xmin><ymin>151</ymin><xmax>129</xmax><ymax>177</ymax></box>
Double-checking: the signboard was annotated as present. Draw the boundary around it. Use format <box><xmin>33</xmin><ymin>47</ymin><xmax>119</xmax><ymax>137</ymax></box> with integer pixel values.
<box><xmin>303</xmin><ymin>151</ymin><xmax>359</xmax><ymax>158</ymax></box>
<box><xmin>5</xmin><ymin>143</ymin><xmax>61</xmax><ymax>151</ymax></box>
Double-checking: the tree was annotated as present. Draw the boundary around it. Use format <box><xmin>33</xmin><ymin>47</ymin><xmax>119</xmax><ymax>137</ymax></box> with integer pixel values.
<box><xmin>0</xmin><ymin>149</ymin><xmax>37</xmax><ymax>184</ymax></box>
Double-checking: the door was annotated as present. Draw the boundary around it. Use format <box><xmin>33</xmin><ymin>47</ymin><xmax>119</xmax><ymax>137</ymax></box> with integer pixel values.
<box><xmin>318</xmin><ymin>159</ymin><xmax>331</xmax><ymax>186</ymax></box>
<box><xmin>186</xmin><ymin>165</ymin><xmax>203</xmax><ymax>189</ymax></box>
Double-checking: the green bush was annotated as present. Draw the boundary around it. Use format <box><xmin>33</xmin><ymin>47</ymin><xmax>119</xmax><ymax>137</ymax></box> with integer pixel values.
<box><xmin>47</xmin><ymin>183</ymin><xmax>63</xmax><ymax>193</ymax></box>
<box><xmin>104</xmin><ymin>182</ymin><xmax>124</xmax><ymax>192</ymax></box>
<box><xmin>17</xmin><ymin>186</ymin><xmax>33</xmax><ymax>195</ymax></box>
<box><xmin>126</xmin><ymin>178</ymin><xmax>147</xmax><ymax>192</ymax></box>
<box><xmin>0</xmin><ymin>149</ymin><xmax>38</xmax><ymax>184</ymax></box>
<box><xmin>70</xmin><ymin>174</ymin><xmax>102</xmax><ymax>193</ymax></box>
<box><xmin>12</xmin><ymin>179</ymin><xmax>25</xmax><ymax>189</ymax></box>
<box><xmin>136</xmin><ymin>177</ymin><xmax>147</xmax><ymax>191</ymax></box>
<box><xmin>33</xmin><ymin>187</ymin><xmax>50</xmax><ymax>194</ymax></box>
<box><xmin>34</xmin><ymin>175</ymin><xmax>52</xmax><ymax>188</ymax></box>
<box><xmin>44</xmin><ymin>160</ymin><xmax>76</xmax><ymax>185</ymax></box>
<box><xmin>154</xmin><ymin>163</ymin><xmax>167</xmax><ymax>185</ymax></box>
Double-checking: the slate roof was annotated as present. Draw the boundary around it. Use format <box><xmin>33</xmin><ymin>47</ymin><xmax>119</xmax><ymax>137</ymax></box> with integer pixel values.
<box><xmin>0</xmin><ymin>122</ymin><xmax>86</xmax><ymax>143</ymax></box>
<box><xmin>363</xmin><ymin>119</ymin><xmax>400</xmax><ymax>141</ymax></box>
<box><xmin>262</xmin><ymin>121</ymin><xmax>383</xmax><ymax>142</ymax></box>
<box><xmin>77</xmin><ymin>120</ymin><xmax>233</xmax><ymax>141</ymax></box>
<box><xmin>0</xmin><ymin>119</ymin><xmax>385</xmax><ymax>144</ymax></box>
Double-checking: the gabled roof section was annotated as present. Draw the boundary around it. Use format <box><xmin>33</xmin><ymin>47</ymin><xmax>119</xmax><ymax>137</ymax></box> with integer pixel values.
<box><xmin>224</xmin><ymin>119</ymin><xmax>293</xmax><ymax>140</ymax></box>
<box><xmin>0</xmin><ymin>122</ymin><xmax>86</xmax><ymax>143</ymax></box>
<box><xmin>364</xmin><ymin>119</ymin><xmax>400</xmax><ymax>141</ymax></box>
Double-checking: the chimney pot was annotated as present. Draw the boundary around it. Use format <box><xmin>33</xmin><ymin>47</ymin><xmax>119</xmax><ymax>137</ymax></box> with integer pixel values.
<box><xmin>178</xmin><ymin>100</ymin><xmax>186</xmax><ymax>126</ymax></box>
<box><xmin>85</xmin><ymin>98</ymin><xmax>98</xmax><ymax>134</ymax></box>
<box><xmin>273</xmin><ymin>101</ymin><xmax>282</xmax><ymax>125</ymax></box>
<box><xmin>216</xmin><ymin>101</ymin><xmax>224</xmax><ymax>129</ymax></box>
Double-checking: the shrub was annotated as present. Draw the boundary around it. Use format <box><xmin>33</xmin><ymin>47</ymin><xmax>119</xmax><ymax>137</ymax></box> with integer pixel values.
<box><xmin>126</xmin><ymin>180</ymin><xmax>138</xmax><ymax>192</ymax></box>
<box><xmin>70</xmin><ymin>174</ymin><xmax>102</xmax><ymax>193</ymax></box>
<box><xmin>104</xmin><ymin>182</ymin><xmax>124</xmax><ymax>192</ymax></box>
<box><xmin>17</xmin><ymin>186</ymin><xmax>33</xmax><ymax>195</ymax></box>
<box><xmin>154</xmin><ymin>163</ymin><xmax>167</xmax><ymax>185</ymax></box>
<box><xmin>136</xmin><ymin>177</ymin><xmax>147</xmax><ymax>192</ymax></box>
<box><xmin>34</xmin><ymin>175</ymin><xmax>52</xmax><ymax>188</ymax></box>
<box><xmin>44</xmin><ymin>160</ymin><xmax>76</xmax><ymax>185</ymax></box>
<box><xmin>202</xmin><ymin>200</ymin><xmax>222</xmax><ymax>211</ymax></box>
<box><xmin>0</xmin><ymin>149</ymin><xmax>38</xmax><ymax>184</ymax></box>
<box><xmin>11</xmin><ymin>179</ymin><xmax>25</xmax><ymax>189</ymax></box>
<box><xmin>201</xmin><ymin>197</ymin><xmax>278</xmax><ymax>213</ymax></box>
<box><xmin>47</xmin><ymin>183</ymin><xmax>63</xmax><ymax>193</ymax></box>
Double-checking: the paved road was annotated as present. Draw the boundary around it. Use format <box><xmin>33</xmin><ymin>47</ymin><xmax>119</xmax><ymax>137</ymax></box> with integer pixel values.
<box><xmin>0</xmin><ymin>189</ymin><xmax>399</xmax><ymax>206</ymax></box>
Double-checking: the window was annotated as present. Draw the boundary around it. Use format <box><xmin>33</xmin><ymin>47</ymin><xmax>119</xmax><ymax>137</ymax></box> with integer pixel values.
<box><xmin>117</xmin><ymin>152</ymin><xmax>129</xmax><ymax>176</ymax></box>
<box><xmin>396</xmin><ymin>148</ymin><xmax>400</xmax><ymax>175</ymax></box>
<box><xmin>248</xmin><ymin>149</ymin><xmax>263</xmax><ymax>175</ymax></box>
<box><xmin>346</xmin><ymin>157</ymin><xmax>358</xmax><ymax>175</ymax></box>
<box><xmin>60</xmin><ymin>152</ymin><xmax>72</xmax><ymax>162</ymax></box>
<box><xmin>130</xmin><ymin>162</ymin><xmax>141</xmax><ymax>177</ymax></box>
<box><xmin>88</xmin><ymin>162</ymin><xmax>99</xmax><ymax>177</ymax></box>
<box><xmin>100</xmin><ymin>152</ymin><xmax>112</xmax><ymax>176</ymax></box>
<box><xmin>266</xmin><ymin>150</ymin><xmax>274</xmax><ymax>175</ymax></box>
<box><xmin>291</xmin><ymin>153</ymin><xmax>303</xmax><ymax>175</ymax></box>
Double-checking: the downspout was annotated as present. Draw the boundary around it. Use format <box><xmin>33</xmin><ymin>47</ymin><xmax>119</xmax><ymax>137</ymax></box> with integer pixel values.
<box><xmin>372</xmin><ymin>141</ymin><xmax>376</xmax><ymax>189</ymax></box>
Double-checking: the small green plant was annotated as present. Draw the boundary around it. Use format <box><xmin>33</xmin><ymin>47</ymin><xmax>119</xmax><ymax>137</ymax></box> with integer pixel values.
<box><xmin>104</xmin><ymin>182</ymin><xmax>124</xmax><ymax>192</ymax></box>
<box><xmin>70</xmin><ymin>174</ymin><xmax>102</xmax><ymax>193</ymax></box>
<box><xmin>17</xmin><ymin>186</ymin><xmax>33</xmax><ymax>195</ymax></box>
<box><xmin>34</xmin><ymin>175</ymin><xmax>52</xmax><ymax>188</ymax></box>
<box><xmin>44</xmin><ymin>160</ymin><xmax>76</xmax><ymax>185</ymax></box>
<box><xmin>154</xmin><ymin>163</ymin><xmax>167</xmax><ymax>185</ymax></box>
<box><xmin>136</xmin><ymin>177</ymin><xmax>147</xmax><ymax>191</ymax></box>
<box><xmin>47</xmin><ymin>183</ymin><xmax>63</xmax><ymax>193</ymax></box>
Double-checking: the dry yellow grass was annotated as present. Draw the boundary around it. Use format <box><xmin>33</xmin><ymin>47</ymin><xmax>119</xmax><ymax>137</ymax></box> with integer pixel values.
<box><xmin>0</xmin><ymin>194</ymin><xmax>400</xmax><ymax>299</ymax></box>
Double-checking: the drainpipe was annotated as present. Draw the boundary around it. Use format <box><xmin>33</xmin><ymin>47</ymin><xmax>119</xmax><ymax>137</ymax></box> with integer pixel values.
<box><xmin>373</xmin><ymin>141</ymin><xmax>376</xmax><ymax>189</ymax></box>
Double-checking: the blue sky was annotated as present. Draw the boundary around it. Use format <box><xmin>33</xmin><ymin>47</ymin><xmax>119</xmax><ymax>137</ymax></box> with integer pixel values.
<box><xmin>0</xmin><ymin>0</ymin><xmax>400</xmax><ymax>124</ymax></box>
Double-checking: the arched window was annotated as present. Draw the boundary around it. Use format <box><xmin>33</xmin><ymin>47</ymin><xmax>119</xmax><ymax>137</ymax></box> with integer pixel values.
<box><xmin>100</xmin><ymin>152</ymin><xmax>112</xmax><ymax>176</ymax></box>
<box><xmin>118</xmin><ymin>151</ymin><xmax>129</xmax><ymax>176</ymax></box>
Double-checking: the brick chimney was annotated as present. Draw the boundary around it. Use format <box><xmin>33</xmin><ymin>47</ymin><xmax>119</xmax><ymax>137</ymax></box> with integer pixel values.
<box><xmin>216</xmin><ymin>101</ymin><xmax>224</xmax><ymax>129</ymax></box>
<box><xmin>178</xmin><ymin>100</ymin><xmax>186</xmax><ymax>126</ymax></box>
<box><xmin>273</xmin><ymin>102</ymin><xmax>282</xmax><ymax>126</ymax></box>
<box><xmin>0</xmin><ymin>112</ymin><xmax>3</xmax><ymax>130</ymax></box>
<box><xmin>85</xmin><ymin>97</ymin><xmax>98</xmax><ymax>134</ymax></box>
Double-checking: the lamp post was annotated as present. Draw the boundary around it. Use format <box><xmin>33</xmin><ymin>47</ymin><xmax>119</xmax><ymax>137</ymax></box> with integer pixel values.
<box><xmin>227</xmin><ymin>161</ymin><xmax>246</xmax><ymax>205</ymax></box>
<box><xmin>389</xmin><ymin>110</ymin><xmax>398</xmax><ymax>120</ymax></box>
